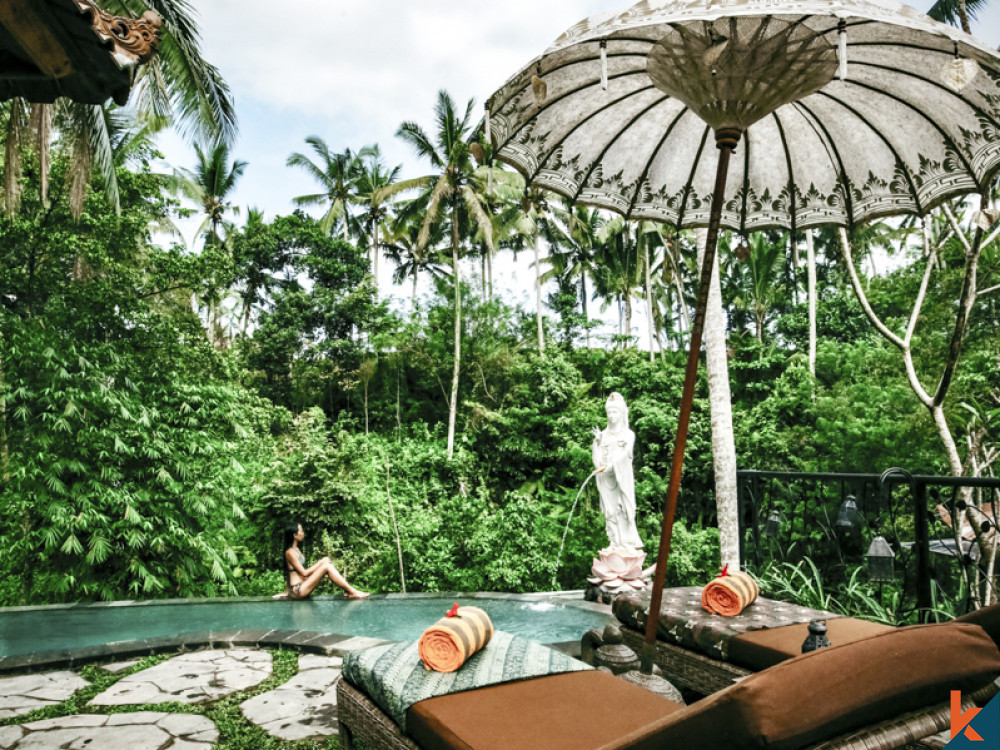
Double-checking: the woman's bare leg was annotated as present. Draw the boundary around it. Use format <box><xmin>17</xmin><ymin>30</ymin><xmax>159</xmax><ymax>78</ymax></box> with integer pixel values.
<box><xmin>324</xmin><ymin>562</ymin><xmax>369</xmax><ymax>598</ymax></box>
<box><xmin>294</xmin><ymin>561</ymin><xmax>368</xmax><ymax>599</ymax></box>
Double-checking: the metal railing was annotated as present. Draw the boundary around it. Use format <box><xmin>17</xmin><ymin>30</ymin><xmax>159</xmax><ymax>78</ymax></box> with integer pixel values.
<box><xmin>736</xmin><ymin>469</ymin><xmax>1000</xmax><ymax>621</ymax></box>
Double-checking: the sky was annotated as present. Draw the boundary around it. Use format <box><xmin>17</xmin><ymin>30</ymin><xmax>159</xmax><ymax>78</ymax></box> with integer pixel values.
<box><xmin>155</xmin><ymin>0</ymin><xmax>1000</xmax><ymax>342</ymax></box>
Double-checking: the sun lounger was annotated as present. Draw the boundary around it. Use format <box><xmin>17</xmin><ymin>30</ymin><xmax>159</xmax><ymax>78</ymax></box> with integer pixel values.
<box><xmin>612</xmin><ymin>591</ymin><xmax>1000</xmax><ymax>698</ymax></box>
<box><xmin>337</xmin><ymin>620</ymin><xmax>1000</xmax><ymax>750</ymax></box>
<box><xmin>608</xmin><ymin>587</ymin><xmax>894</xmax><ymax>694</ymax></box>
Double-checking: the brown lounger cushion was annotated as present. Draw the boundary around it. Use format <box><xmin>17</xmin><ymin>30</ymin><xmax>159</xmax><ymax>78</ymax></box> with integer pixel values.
<box><xmin>956</xmin><ymin>602</ymin><xmax>1000</xmax><ymax>646</ymax></box>
<box><xmin>728</xmin><ymin>617</ymin><xmax>894</xmax><ymax>671</ymax></box>
<box><xmin>617</xmin><ymin>622</ymin><xmax>1000</xmax><ymax>750</ymax></box>
<box><xmin>406</xmin><ymin>670</ymin><xmax>684</xmax><ymax>750</ymax></box>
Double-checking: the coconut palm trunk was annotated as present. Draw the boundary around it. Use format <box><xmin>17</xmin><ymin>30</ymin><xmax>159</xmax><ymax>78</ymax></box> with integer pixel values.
<box><xmin>447</xmin><ymin>204</ymin><xmax>461</xmax><ymax>460</ymax></box>
<box><xmin>487</xmin><ymin>246</ymin><xmax>494</xmax><ymax>300</ymax></box>
<box><xmin>534</xmin><ymin>235</ymin><xmax>545</xmax><ymax>352</ymax></box>
<box><xmin>806</xmin><ymin>229</ymin><xmax>818</xmax><ymax>377</ymax></box>
<box><xmin>697</xmin><ymin>228</ymin><xmax>741</xmax><ymax>572</ymax></box>
<box><xmin>644</xmin><ymin>233</ymin><xmax>655</xmax><ymax>362</ymax></box>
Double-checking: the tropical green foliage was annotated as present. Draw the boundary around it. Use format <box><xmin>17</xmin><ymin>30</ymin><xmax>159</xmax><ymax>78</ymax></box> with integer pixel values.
<box><xmin>1</xmin><ymin>78</ymin><xmax>997</xmax><ymax>617</ymax></box>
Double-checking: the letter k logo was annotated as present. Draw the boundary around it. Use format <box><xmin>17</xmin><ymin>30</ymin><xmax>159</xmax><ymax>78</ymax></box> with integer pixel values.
<box><xmin>952</xmin><ymin>691</ymin><xmax>984</xmax><ymax>742</ymax></box>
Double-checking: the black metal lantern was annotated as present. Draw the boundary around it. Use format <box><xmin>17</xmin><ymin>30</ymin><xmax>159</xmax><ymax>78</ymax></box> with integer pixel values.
<box><xmin>836</xmin><ymin>496</ymin><xmax>859</xmax><ymax>529</ymax></box>
<box><xmin>866</xmin><ymin>535</ymin><xmax>896</xmax><ymax>583</ymax></box>
<box><xmin>764</xmin><ymin>510</ymin><xmax>782</xmax><ymax>539</ymax></box>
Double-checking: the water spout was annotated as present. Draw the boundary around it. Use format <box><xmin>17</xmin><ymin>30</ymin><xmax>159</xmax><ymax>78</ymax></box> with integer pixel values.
<box><xmin>552</xmin><ymin>469</ymin><xmax>600</xmax><ymax>589</ymax></box>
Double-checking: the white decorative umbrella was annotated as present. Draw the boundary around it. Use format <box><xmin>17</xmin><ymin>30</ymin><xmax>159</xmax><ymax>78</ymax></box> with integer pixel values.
<box><xmin>484</xmin><ymin>0</ymin><xmax>1000</xmax><ymax>672</ymax></box>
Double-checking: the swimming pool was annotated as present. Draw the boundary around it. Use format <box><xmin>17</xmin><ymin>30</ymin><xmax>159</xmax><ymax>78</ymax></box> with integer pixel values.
<box><xmin>0</xmin><ymin>593</ymin><xmax>613</xmax><ymax>661</ymax></box>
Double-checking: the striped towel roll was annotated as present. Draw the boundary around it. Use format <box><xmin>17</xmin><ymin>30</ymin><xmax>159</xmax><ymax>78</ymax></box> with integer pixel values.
<box><xmin>418</xmin><ymin>605</ymin><xmax>494</xmax><ymax>673</ymax></box>
<box><xmin>701</xmin><ymin>569</ymin><xmax>759</xmax><ymax>617</ymax></box>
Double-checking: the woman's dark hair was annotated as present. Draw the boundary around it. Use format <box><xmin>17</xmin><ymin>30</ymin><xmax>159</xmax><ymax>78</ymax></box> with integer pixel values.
<box><xmin>281</xmin><ymin>523</ymin><xmax>302</xmax><ymax>572</ymax></box>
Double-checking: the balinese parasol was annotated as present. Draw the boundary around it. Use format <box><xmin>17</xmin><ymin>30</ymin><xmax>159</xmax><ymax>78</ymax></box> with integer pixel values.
<box><xmin>483</xmin><ymin>0</ymin><xmax>1000</xmax><ymax>672</ymax></box>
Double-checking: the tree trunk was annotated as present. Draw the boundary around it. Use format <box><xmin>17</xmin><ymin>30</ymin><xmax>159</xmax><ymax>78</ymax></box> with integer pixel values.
<box><xmin>33</xmin><ymin>103</ymin><xmax>51</xmax><ymax>205</ymax></box>
<box><xmin>241</xmin><ymin>288</ymin><xmax>254</xmax><ymax>336</ymax></box>
<box><xmin>697</xmin><ymin>228</ymin><xmax>741</xmax><ymax>572</ymax></box>
<box><xmin>487</xmin><ymin>246</ymin><xmax>494</xmax><ymax>301</ymax></box>
<box><xmin>957</xmin><ymin>0</ymin><xmax>971</xmax><ymax>33</ymax></box>
<box><xmin>806</xmin><ymin>229</ymin><xmax>818</xmax><ymax>377</ymax></box>
<box><xmin>3</xmin><ymin>97</ymin><xmax>24</xmax><ymax>214</ymax></box>
<box><xmin>581</xmin><ymin>272</ymin><xmax>590</xmax><ymax>349</ymax></box>
<box><xmin>411</xmin><ymin>264</ymin><xmax>419</xmax><ymax>313</ymax></box>
<box><xmin>447</xmin><ymin>205</ymin><xmax>461</xmax><ymax>460</ymax></box>
<box><xmin>838</xmin><ymin>218</ymin><xmax>980</xmax><ymax>490</ymax></box>
<box><xmin>625</xmin><ymin>294</ymin><xmax>633</xmax><ymax>340</ymax></box>
<box><xmin>534</xmin><ymin>235</ymin><xmax>545</xmax><ymax>352</ymax></box>
<box><xmin>372</xmin><ymin>219</ymin><xmax>379</xmax><ymax>284</ymax></box>
<box><xmin>481</xmin><ymin>246</ymin><xmax>487</xmax><ymax>301</ymax></box>
<box><xmin>644</xmin><ymin>232</ymin><xmax>655</xmax><ymax>362</ymax></box>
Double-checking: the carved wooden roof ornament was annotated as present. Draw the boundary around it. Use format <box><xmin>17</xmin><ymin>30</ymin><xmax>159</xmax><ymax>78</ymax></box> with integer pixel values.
<box><xmin>75</xmin><ymin>0</ymin><xmax>162</xmax><ymax>67</ymax></box>
<box><xmin>0</xmin><ymin>0</ymin><xmax>161</xmax><ymax>104</ymax></box>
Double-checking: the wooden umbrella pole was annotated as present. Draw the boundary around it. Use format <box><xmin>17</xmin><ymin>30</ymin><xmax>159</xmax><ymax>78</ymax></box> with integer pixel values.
<box><xmin>641</xmin><ymin>126</ymin><xmax>742</xmax><ymax>674</ymax></box>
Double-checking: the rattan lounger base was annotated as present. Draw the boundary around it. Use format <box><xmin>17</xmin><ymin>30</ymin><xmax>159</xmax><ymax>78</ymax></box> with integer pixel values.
<box><xmin>339</xmin><ymin>679</ymin><xmax>419</xmax><ymax>750</ymax></box>
<box><xmin>335</xmin><ymin>676</ymin><xmax>996</xmax><ymax>750</ymax></box>
<box><xmin>619</xmin><ymin>626</ymin><xmax>752</xmax><ymax>694</ymax></box>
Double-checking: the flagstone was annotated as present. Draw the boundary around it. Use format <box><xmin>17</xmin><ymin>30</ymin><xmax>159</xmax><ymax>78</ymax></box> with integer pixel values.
<box><xmin>91</xmin><ymin>649</ymin><xmax>271</xmax><ymax>706</ymax></box>
<box><xmin>0</xmin><ymin>712</ymin><xmax>217</xmax><ymax>750</ymax></box>
<box><xmin>0</xmin><ymin>671</ymin><xmax>89</xmax><ymax>720</ymax></box>
<box><xmin>240</xmin><ymin>654</ymin><xmax>344</xmax><ymax>741</ymax></box>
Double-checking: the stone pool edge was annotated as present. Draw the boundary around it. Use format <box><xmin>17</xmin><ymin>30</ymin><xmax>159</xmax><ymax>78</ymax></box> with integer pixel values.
<box><xmin>0</xmin><ymin>591</ymin><xmax>603</xmax><ymax>674</ymax></box>
<box><xmin>0</xmin><ymin>628</ymin><xmax>385</xmax><ymax>674</ymax></box>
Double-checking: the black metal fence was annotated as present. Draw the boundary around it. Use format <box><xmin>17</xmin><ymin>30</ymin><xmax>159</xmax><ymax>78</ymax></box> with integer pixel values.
<box><xmin>736</xmin><ymin>469</ymin><xmax>1000</xmax><ymax>622</ymax></box>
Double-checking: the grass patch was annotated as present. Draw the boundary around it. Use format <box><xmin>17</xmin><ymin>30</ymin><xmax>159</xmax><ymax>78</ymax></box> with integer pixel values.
<box><xmin>0</xmin><ymin>649</ymin><xmax>341</xmax><ymax>749</ymax></box>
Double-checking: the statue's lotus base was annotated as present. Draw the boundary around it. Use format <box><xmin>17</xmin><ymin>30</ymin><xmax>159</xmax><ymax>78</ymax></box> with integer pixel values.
<box><xmin>585</xmin><ymin>547</ymin><xmax>655</xmax><ymax>603</ymax></box>
<box><xmin>584</xmin><ymin>580</ymin><xmax>652</xmax><ymax>604</ymax></box>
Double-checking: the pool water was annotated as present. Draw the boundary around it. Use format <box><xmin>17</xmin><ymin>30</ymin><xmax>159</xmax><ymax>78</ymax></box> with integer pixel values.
<box><xmin>0</xmin><ymin>596</ymin><xmax>613</xmax><ymax>658</ymax></box>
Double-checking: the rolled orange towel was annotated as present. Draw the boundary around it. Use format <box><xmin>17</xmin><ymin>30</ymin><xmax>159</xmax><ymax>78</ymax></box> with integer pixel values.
<box><xmin>418</xmin><ymin>604</ymin><xmax>494</xmax><ymax>673</ymax></box>
<box><xmin>702</xmin><ymin>568</ymin><xmax>759</xmax><ymax>617</ymax></box>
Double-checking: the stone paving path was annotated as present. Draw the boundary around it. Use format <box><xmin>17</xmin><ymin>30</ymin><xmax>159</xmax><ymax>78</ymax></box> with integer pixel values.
<box><xmin>0</xmin><ymin>672</ymin><xmax>89</xmax><ymax>720</ymax></box>
<box><xmin>0</xmin><ymin>644</ymin><xmax>381</xmax><ymax>747</ymax></box>
<box><xmin>240</xmin><ymin>654</ymin><xmax>343</xmax><ymax>741</ymax></box>
<box><xmin>91</xmin><ymin>649</ymin><xmax>272</xmax><ymax>706</ymax></box>
<box><xmin>0</xmin><ymin>711</ymin><xmax>218</xmax><ymax>749</ymax></box>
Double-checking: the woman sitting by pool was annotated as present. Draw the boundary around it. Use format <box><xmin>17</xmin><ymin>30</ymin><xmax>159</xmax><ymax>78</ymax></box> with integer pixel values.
<box><xmin>274</xmin><ymin>523</ymin><xmax>369</xmax><ymax>600</ymax></box>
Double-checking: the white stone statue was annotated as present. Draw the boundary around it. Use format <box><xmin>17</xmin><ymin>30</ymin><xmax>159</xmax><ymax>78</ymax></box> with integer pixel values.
<box><xmin>592</xmin><ymin>392</ymin><xmax>643</xmax><ymax>551</ymax></box>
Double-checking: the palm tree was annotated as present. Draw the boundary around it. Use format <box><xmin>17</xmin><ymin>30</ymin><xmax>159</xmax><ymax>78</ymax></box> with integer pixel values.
<box><xmin>594</xmin><ymin>218</ymin><xmax>645</xmax><ymax>344</ymax></box>
<box><xmin>658</xmin><ymin>227</ymin><xmax>693</xmax><ymax>347</ymax></box>
<box><xmin>173</xmin><ymin>141</ymin><xmax>247</xmax><ymax>246</ymax></box>
<box><xmin>172</xmin><ymin>140</ymin><xmax>247</xmax><ymax>347</ymax></box>
<box><xmin>928</xmin><ymin>0</ymin><xmax>992</xmax><ymax>33</ymax></box>
<box><xmin>731</xmin><ymin>232</ymin><xmax>787</xmax><ymax>343</ymax></box>
<box><xmin>396</xmin><ymin>90</ymin><xmax>494</xmax><ymax>459</ymax></box>
<box><xmin>102</xmin><ymin>0</ymin><xmax>237</xmax><ymax>144</ymax></box>
<box><xmin>3</xmin><ymin>0</ymin><xmax>237</xmax><ymax>217</ymax></box>
<box><xmin>354</xmin><ymin>144</ymin><xmax>404</xmax><ymax>280</ymax></box>
<box><xmin>695</xmin><ymin>227</ymin><xmax>741</xmax><ymax>572</ymax></box>
<box><xmin>492</xmin><ymin>178</ymin><xmax>556</xmax><ymax>353</ymax></box>
<box><xmin>548</xmin><ymin>203</ymin><xmax>604</xmax><ymax>348</ymax></box>
<box><xmin>286</xmin><ymin>137</ymin><xmax>364</xmax><ymax>239</ymax></box>
<box><xmin>383</xmin><ymin>201</ymin><xmax>449</xmax><ymax>311</ymax></box>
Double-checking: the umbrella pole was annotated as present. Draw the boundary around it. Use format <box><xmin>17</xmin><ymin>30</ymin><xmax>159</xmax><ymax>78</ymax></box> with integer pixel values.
<box><xmin>641</xmin><ymin>126</ymin><xmax>742</xmax><ymax>674</ymax></box>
